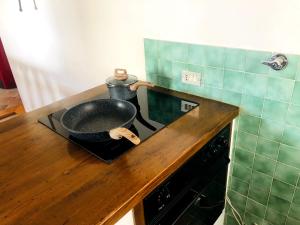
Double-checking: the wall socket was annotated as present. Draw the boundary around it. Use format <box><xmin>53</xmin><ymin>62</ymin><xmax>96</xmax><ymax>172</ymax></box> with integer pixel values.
<box><xmin>181</xmin><ymin>70</ymin><xmax>202</xmax><ymax>86</ymax></box>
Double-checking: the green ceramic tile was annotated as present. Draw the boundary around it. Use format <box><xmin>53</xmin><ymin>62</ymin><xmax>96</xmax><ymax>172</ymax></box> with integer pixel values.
<box><xmin>223</xmin><ymin>70</ymin><xmax>245</xmax><ymax>93</ymax></box>
<box><xmin>188</xmin><ymin>64</ymin><xmax>204</xmax><ymax>74</ymax></box>
<box><xmin>245</xmin><ymin>50</ymin><xmax>271</xmax><ymax>74</ymax></box>
<box><xmin>286</xmin><ymin>217</ymin><xmax>300</xmax><ymax>225</ymax></box>
<box><xmin>292</xmin><ymin>82</ymin><xmax>300</xmax><ymax>105</ymax></box>
<box><xmin>202</xmin><ymin>45</ymin><xmax>225</xmax><ymax>67</ymax></box>
<box><xmin>278</xmin><ymin>144</ymin><xmax>300</xmax><ymax>169</ymax></box>
<box><xmin>289</xmin><ymin>203</ymin><xmax>300</xmax><ymax>220</ymax></box>
<box><xmin>238</xmin><ymin>114</ymin><xmax>261</xmax><ymax>135</ymax></box>
<box><xmin>193</xmin><ymin>86</ymin><xmax>208</xmax><ymax>97</ymax></box>
<box><xmin>158</xmin><ymin>59</ymin><xmax>172</xmax><ymax>77</ymax></box>
<box><xmin>265</xmin><ymin>208</ymin><xmax>287</xmax><ymax>225</ymax></box>
<box><xmin>156</xmin><ymin>76</ymin><xmax>172</xmax><ymax>89</ymax></box>
<box><xmin>259</xmin><ymin>119</ymin><xmax>284</xmax><ymax>142</ymax></box>
<box><xmin>203</xmin><ymin>87</ymin><xmax>223</xmax><ymax>101</ymax></box>
<box><xmin>262</xmin><ymin>220</ymin><xmax>275</xmax><ymax>225</ymax></box>
<box><xmin>256</xmin><ymin>137</ymin><xmax>280</xmax><ymax>160</ymax></box>
<box><xmin>225</xmin><ymin>206</ymin><xmax>233</xmax><ymax>217</ymax></box>
<box><xmin>296</xmin><ymin>61</ymin><xmax>300</xmax><ymax>81</ymax></box>
<box><xmin>172</xmin><ymin>62</ymin><xmax>188</xmax><ymax>79</ymax></box>
<box><xmin>225</xmin><ymin>215</ymin><xmax>240</xmax><ymax>225</ymax></box>
<box><xmin>282</xmin><ymin>126</ymin><xmax>300</xmax><ymax>148</ymax></box>
<box><xmin>244</xmin><ymin>211</ymin><xmax>264</xmax><ymax>225</ymax></box>
<box><xmin>224</xmin><ymin>48</ymin><xmax>246</xmax><ymax>71</ymax></box>
<box><xmin>246</xmin><ymin>198</ymin><xmax>266</xmax><ymax>218</ymax></box>
<box><xmin>251</xmin><ymin>170</ymin><xmax>273</xmax><ymax>192</ymax></box>
<box><xmin>293</xmin><ymin>188</ymin><xmax>300</xmax><ymax>205</ymax></box>
<box><xmin>236</xmin><ymin>131</ymin><xmax>258</xmax><ymax>152</ymax></box>
<box><xmin>222</xmin><ymin>90</ymin><xmax>242</xmax><ymax>106</ymax></box>
<box><xmin>203</xmin><ymin>67</ymin><xmax>224</xmax><ymax>88</ymax></box>
<box><xmin>234</xmin><ymin>148</ymin><xmax>254</xmax><ymax>168</ymax></box>
<box><xmin>268</xmin><ymin>194</ymin><xmax>291</xmax><ymax>215</ymax></box>
<box><xmin>230</xmin><ymin>176</ymin><xmax>250</xmax><ymax>196</ymax></box>
<box><xmin>244</xmin><ymin>73</ymin><xmax>268</xmax><ymax>98</ymax></box>
<box><xmin>146</xmin><ymin>73</ymin><xmax>156</xmax><ymax>83</ymax></box>
<box><xmin>269</xmin><ymin>54</ymin><xmax>300</xmax><ymax>80</ymax></box>
<box><xmin>232</xmin><ymin>162</ymin><xmax>252</xmax><ymax>183</ymax></box>
<box><xmin>275</xmin><ymin>163</ymin><xmax>300</xmax><ymax>186</ymax></box>
<box><xmin>145</xmin><ymin>56</ymin><xmax>158</xmax><ymax>75</ymax></box>
<box><xmin>266</xmin><ymin>77</ymin><xmax>294</xmax><ymax>102</ymax></box>
<box><xmin>227</xmin><ymin>190</ymin><xmax>248</xmax><ymax>210</ymax></box>
<box><xmin>240</xmin><ymin>95</ymin><xmax>264</xmax><ymax>117</ymax></box>
<box><xmin>144</xmin><ymin>39</ymin><xmax>158</xmax><ymax>56</ymax></box>
<box><xmin>158</xmin><ymin>41</ymin><xmax>188</xmax><ymax>62</ymax></box>
<box><xmin>262</xmin><ymin>100</ymin><xmax>288</xmax><ymax>123</ymax></box>
<box><xmin>286</xmin><ymin>105</ymin><xmax>300</xmax><ymax>128</ymax></box>
<box><xmin>187</xmin><ymin>44</ymin><xmax>206</xmax><ymax>66</ymax></box>
<box><xmin>225</xmin><ymin>203</ymin><xmax>244</xmax><ymax>220</ymax></box>
<box><xmin>248</xmin><ymin>186</ymin><xmax>269</xmax><ymax>205</ymax></box>
<box><xmin>271</xmin><ymin>179</ymin><xmax>295</xmax><ymax>202</ymax></box>
<box><xmin>253</xmin><ymin>154</ymin><xmax>276</xmax><ymax>176</ymax></box>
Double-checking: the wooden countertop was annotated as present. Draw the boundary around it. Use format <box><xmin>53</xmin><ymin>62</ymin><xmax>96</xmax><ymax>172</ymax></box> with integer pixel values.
<box><xmin>0</xmin><ymin>85</ymin><xmax>239</xmax><ymax>225</ymax></box>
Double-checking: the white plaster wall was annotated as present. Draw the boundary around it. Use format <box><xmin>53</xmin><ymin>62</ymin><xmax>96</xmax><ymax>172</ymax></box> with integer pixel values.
<box><xmin>144</xmin><ymin>0</ymin><xmax>300</xmax><ymax>55</ymax></box>
<box><xmin>0</xmin><ymin>0</ymin><xmax>145</xmax><ymax>111</ymax></box>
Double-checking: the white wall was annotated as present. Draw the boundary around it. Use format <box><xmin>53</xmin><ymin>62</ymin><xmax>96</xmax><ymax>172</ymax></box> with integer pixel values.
<box><xmin>0</xmin><ymin>0</ymin><xmax>145</xmax><ymax>111</ymax></box>
<box><xmin>5</xmin><ymin>0</ymin><xmax>299</xmax><ymax>110</ymax></box>
<box><xmin>144</xmin><ymin>0</ymin><xmax>300</xmax><ymax>55</ymax></box>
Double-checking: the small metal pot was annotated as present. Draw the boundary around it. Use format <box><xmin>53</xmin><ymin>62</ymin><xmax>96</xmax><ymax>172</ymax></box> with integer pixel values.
<box><xmin>106</xmin><ymin>69</ymin><xmax>154</xmax><ymax>100</ymax></box>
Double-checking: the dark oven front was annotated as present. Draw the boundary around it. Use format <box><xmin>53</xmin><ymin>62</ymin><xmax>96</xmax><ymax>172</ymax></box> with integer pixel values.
<box><xmin>141</xmin><ymin>124</ymin><xmax>231</xmax><ymax>225</ymax></box>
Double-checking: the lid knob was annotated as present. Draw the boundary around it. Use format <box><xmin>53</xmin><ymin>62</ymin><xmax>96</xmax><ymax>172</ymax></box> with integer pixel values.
<box><xmin>114</xmin><ymin>68</ymin><xmax>128</xmax><ymax>81</ymax></box>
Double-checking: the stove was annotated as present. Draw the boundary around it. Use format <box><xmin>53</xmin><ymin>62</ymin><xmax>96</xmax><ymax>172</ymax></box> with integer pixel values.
<box><xmin>38</xmin><ymin>88</ymin><xmax>198</xmax><ymax>163</ymax></box>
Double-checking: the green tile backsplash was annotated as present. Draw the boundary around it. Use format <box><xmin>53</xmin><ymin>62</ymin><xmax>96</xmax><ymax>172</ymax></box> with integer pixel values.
<box><xmin>144</xmin><ymin>39</ymin><xmax>300</xmax><ymax>225</ymax></box>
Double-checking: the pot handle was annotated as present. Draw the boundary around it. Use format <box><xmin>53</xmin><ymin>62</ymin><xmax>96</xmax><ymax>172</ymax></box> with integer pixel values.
<box><xmin>114</xmin><ymin>68</ymin><xmax>128</xmax><ymax>81</ymax></box>
<box><xmin>109</xmin><ymin>127</ymin><xmax>141</xmax><ymax>145</ymax></box>
<box><xmin>130</xmin><ymin>81</ymin><xmax>154</xmax><ymax>91</ymax></box>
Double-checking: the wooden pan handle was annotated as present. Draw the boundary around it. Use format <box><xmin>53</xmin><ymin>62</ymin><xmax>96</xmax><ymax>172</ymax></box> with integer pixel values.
<box><xmin>129</xmin><ymin>81</ymin><xmax>154</xmax><ymax>91</ymax></box>
<box><xmin>114</xmin><ymin>68</ymin><xmax>128</xmax><ymax>81</ymax></box>
<box><xmin>109</xmin><ymin>127</ymin><xmax>141</xmax><ymax>145</ymax></box>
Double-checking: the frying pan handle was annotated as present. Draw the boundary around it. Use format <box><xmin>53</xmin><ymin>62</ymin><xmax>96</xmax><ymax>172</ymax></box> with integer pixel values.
<box><xmin>130</xmin><ymin>81</ymin><xmax>154</xmax><ymax>91</ymax></box>
<box><xmin>109</xmin><ymin>127</ymin><xmax>141</xmax><ymax>145</ymax></box>
<box><xmin>114</xmin><ymin>68</ymin><xmax>128</xmax><ymax>81</ymax></box>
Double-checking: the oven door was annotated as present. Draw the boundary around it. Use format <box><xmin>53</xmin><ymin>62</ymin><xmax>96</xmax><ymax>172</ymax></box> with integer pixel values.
<box><xmin>142</xmin><ymin>125</ymin><xmax>231</xmax><ymax>225</ymax></box>
<box><xmin>151</xmin><ymin>156</ymin><xmax>229</xmax><ymax>225</ymax></box>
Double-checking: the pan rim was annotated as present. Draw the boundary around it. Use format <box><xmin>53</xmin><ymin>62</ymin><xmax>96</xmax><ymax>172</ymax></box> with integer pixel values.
<box><xmin>60</xmin><ymin>98</ymin><xmax>137</xmax><ymax>134</ymax></box>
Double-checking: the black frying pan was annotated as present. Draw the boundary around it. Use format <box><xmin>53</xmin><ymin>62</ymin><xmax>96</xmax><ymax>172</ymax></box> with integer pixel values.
<box><xmin>60</xmin><ymin>99</ymin><xmax>140</xmax><ymax>145</ymax></box>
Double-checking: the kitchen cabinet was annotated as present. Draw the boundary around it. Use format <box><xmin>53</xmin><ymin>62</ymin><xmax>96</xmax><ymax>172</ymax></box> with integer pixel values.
<box><xmin>0</xmin><ymin>84</ymin><xmax>238</xmax><ymax>225</ymax></box>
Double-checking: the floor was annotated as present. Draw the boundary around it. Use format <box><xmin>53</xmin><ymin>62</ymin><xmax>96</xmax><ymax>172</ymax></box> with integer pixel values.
<box><xmin>0</xmin><ymin>88</ymin><xmax>25</xmax><ymax>122</ymax></box>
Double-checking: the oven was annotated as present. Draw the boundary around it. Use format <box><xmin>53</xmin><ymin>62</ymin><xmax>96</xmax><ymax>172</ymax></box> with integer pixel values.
<box><xmin>140</xmin><ymin>124</ymin><xmax>231</xmax><ymax>225</ymax></box>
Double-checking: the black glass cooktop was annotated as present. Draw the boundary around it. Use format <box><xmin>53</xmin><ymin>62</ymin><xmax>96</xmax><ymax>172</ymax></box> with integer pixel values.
<box><xmin>38</xmin><ymin>88</ymin><xmax>198</xmax><ymax>163</ymax></box>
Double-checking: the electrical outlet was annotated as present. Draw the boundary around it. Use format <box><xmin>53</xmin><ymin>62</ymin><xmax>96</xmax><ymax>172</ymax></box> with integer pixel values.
<box><xmin>181</xmin><ymin>70</ymin><xmax>202</xmax><ymax>86</ymax></box>
<box><xmin>181</xmin><ymin>100</ymin><xmax>198</xmax><ymax>112</ymax></box>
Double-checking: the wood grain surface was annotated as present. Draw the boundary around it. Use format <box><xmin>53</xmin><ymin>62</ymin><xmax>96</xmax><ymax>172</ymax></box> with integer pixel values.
<box><xmin>0</xmin><ymin>85</ymin><xmax>238</xmax><ymax>225</ymax></box>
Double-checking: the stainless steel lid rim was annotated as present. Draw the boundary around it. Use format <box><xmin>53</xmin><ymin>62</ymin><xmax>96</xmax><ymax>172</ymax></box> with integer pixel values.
<box><xmin>105</xmin><ymin>74</ymin><xmax>138</xmax><ymax>86</ymax></box>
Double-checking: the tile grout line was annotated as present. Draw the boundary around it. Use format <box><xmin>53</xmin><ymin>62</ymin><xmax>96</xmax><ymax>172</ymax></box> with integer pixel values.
<box><xmin>241</xmin><ymin>80</ymin><xmax>261</xmax><ymax>222</ymax></box>
<box><xmin>232</xmin><ymin>160</ymin><xmax>299</xmax><ymax>190</ymax></box>
<box><xmin>236</xmin><ymin>131</ymin><xmax>300</xmax><ymax>171</ymax></box>
<box><xmin>263</xmin><ymin>100</ymin><xmax>293</xmax><ymax>224</ymax></box>
<box><xmin>285</xmin><ymin>174</ymin><xmax>300</xmax><ymax>225</ymax></box>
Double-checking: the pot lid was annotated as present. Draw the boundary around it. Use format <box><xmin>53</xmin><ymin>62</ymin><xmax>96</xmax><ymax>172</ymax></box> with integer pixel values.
<box><xmin>106</xmin><ymin>74</ymin><xmax>138</xmax><ymax>86</ymax></box>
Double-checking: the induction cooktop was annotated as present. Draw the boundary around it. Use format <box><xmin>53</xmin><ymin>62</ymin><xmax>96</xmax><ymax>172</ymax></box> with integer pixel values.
<box><xmin>38</xmin><ymin>88</ymin><xmax>198</xmax><ymax>163</ymax></box>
